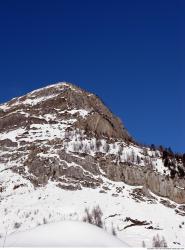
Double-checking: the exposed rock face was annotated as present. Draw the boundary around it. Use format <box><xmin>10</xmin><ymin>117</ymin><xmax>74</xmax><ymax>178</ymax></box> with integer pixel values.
<box><xmin>0</xmin><ymin>83</ymin><xmax>130</xmax><ymax>140</ymax></box>
<box><xmin>0</xmin><ymin>82</ymin><xmax>184</xmax><ymax>204</ymax></box>
<box><xmin>100</xmin><ymin>163</ymin><xmax>185</xmax><ymax>203</ymax></box>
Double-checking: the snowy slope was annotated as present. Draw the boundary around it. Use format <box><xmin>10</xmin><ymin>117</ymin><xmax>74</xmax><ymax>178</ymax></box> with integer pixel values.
<box><xmin>0</xmin><ymin>82</ymin><xmax>185</xmax><ymax>248</ymax></box>
<box><xmin>0</xmin><ymin>173</ymin><xmax>185</xmax><ymax>247</ymax></box>
<box><xmin>1</xmin><ymin>221</ymin><xmax>127</xmax><ymax>247</ymax></box>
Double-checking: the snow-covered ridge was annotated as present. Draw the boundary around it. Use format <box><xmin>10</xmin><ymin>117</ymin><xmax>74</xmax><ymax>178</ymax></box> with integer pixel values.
<box><xmin>2</xmin><ymin>220</ymin><xmax>127</xmax><ymax>247</ymax></box>
<box><xmin>0</xmin><ymin>82</ymin><xmax>85</xmax><ymax>110</ymax></box>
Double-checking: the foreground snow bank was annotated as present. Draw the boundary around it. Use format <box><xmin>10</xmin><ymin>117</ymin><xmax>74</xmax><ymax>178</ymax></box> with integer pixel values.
<box><xmin>3</xmin><ymin>221</ymin><xmax>128</xmax><ymax>247</ymax></box>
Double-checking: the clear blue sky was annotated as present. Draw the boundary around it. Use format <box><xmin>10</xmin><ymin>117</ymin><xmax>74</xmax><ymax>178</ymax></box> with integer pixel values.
<box><xmin>0</xmin><ymin>0</ymin><xmax>184</xmax><ymax>152</ymax></box>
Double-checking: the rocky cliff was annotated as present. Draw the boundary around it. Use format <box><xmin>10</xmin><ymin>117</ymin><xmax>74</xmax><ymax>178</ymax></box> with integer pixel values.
<box><xmin>0</xmin><ymin>82</ymin><xmax>184</xmax><ymax>204</ymax></box>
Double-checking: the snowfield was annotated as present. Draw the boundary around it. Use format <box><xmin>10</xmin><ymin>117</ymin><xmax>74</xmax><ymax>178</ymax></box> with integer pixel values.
<box><xmin>0</xmin><ymin>173</ymin><xmax>185</xmax><ymax>248</ymax></box>
<box><xmin>2</xmin><ymin>220</ymin><xmax>127</xmax><ymax>247</ymax></box>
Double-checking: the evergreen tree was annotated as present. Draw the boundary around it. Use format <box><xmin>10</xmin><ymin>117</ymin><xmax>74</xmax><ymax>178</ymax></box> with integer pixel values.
<box><xmin>183</xmin><ymin>153</ymin><xmax>185</xmax><ymax>168</ymax></box>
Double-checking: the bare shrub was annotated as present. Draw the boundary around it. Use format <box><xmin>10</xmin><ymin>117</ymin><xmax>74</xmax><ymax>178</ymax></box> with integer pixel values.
<box><xmin>137</xmin><ymin>155</ymin><xmax>141</xmax><ymax>164</ymax></box>
<box><xmin>104</xmin><ymin>143</ymin><xmax>110</xmax><ymax>153</ymax></box>
<box><xmin>142</xmin><ymin>240</ymin><xmax>146</xmax><ymax>247</ymax></box>
<box><xmin>96</xmin><ymin>140</ymin><xmax>102</xmax><ymax>151</ymax></box>
<box><xmin>14</xmin><ymin>222</ymin><xmax>21</xmax><ymax>229</ymax></box>
<box><xmin>25</xmin><ymin>212</ymin><xmax>30</xmax><ymax>218</ymax></box>
<box><xmin>83</xmin><ymin>205</ymin><xmax>103</xmax><ymax>228</ymax></box>
<box><xmin>92</xmin><ymin>206</ymin><xmax>103</xmax><ymax>228</ymax></box>
<box><xmin>152</xmin><ymin>234</ymin><xmax>168</xmax><ymax>247</ymax></box>
<box><xmin>131</xmin><ymin>150</ymin><xmax>136</xmax><ymax>163</ymax></box>
<box><xmin>83</xmin><ymin>208</ymin><xmax>93</xmax><ymax>224</ymax></box>
<box><xmin>111</xmin><ymin>223</ymin><xmax>116</xmax><ymax>236</ymax></box>
<box><xmin>118</xmin><ymin>145</ymin><xmax>123</xmax><ymax>156</ymax></box>
<box><xmin>43</xmin><ymin>217</ymin><xmax>47</xmax><ymax>224</ymax></box>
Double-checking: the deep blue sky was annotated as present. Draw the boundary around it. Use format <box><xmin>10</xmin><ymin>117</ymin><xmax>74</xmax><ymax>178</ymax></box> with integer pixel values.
<box><xmin>0</xmin><ymin>0</ymin><xmax>184</xmax><ymax>152</ymax></box>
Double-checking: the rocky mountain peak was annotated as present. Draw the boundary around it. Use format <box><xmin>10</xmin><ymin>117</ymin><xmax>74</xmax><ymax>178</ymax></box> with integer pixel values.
<box><xmin>0</xmin><ymin>82</ymin><xmax>184</xmax><ymax>201</ymax></box>
<box><xmin>0</xmin><ymin>82</ymin><xmax>131</xmax><ymax>141</ymax></box>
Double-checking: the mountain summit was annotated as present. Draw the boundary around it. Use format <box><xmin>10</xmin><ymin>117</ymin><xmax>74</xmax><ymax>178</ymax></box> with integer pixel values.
<box><xmin>0</xmin><ymin>82</ymin><xmax>185</xmax><ymax>247</ymax></box>
<box><xmin>0</xmin><ymin>82</ymin><xmax>131</xmax><ymax>140</ymax></box>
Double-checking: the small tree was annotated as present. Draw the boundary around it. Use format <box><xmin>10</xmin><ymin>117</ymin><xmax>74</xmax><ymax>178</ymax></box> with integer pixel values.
<box><xmin>96</xmin><ymin>140</ymin><xmax>102</xmax><ymax>151</ymax></box>
<box><xmin>111</xmin><ymin>223</ymin><xmax>116</xmax><ymax>236</ymax></box>
<box><xmin>118</xmin><ymin>145</ymin><xmax>123</xmax><ymax>156</ymax></box>
<box><xmin>161</xmin><ymin>236</ymin><xmax>168</xmax><ymax>247</ymax></box>
<box><xmin>43</xmin><ymin>218</ymin><xmax>47</xmax><ymax>224</ymax></box>
<box><xmin>167</xmin><ymin>147</ymin><xmax>174</xmax><ymax>157</ymax></box>
<box><xmin>152</xmin><ymin>235</ymin><xmax>160</xmax><ymax>247</ymax></box>
<box><xmin>152</xmin><ymin>234</ymin><xmax>167</xmax><ymax>248</ymax></box>
<box><xmin>83</xmin><ymin>205</ymin><xmax>103</xmax><ymax>228</ymax></box>
<box><xmin>92</xmin><ymin>205</ymin><xmax>103</xmax><ymax>228</ymax></box>
<box><xmin>142</xmin><ymin>240</ymin><xmax>146</xmax><ymax>248</ymax></box>
<box><xmin>83</xmin><ymin>208</ymin><xmax>93</xmax><ymax>224</ymax></box>
<box><xmin>163</xmin><ymin>150</ymin><xmax>168</xmax><ymax>160</ymax></box>
<box><xmin>159</xmin><ymin>145</ymin><xmax>164</xmax><ymax>153</ymax></box>
<box><xmin>183</xmin><ymin>153</ymin><xmax>185</xmax><ymax>168</ymax></box>
<box><xmin>104</xmin><ymin>143</ymin><xmax>110</xmax><ymax>153</ymax></box>
<box><xmin>131</xmin><ymin>150</ymin><xmax>136</xmax><ymax>163</ymax></box>
<box><xmin>137</xmin><ymin>155</ymin><xmax>141</xmax><ymax>164</ymax></box>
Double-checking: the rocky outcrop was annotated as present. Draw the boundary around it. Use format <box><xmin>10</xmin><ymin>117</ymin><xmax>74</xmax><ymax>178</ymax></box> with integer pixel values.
<box><xmin>100</xmin><ymin>162</ymin><xmax>185</xmax><ymax>204</ymax></box>
<box><xmin>0</xmin><ymin>139</ymin><xmax>17</xmax><ymax>148</ymax></box>
<box><xmin>75</xmin><ymin>112</ymin><xmax>129</xmax><ymax>140</ymax></box>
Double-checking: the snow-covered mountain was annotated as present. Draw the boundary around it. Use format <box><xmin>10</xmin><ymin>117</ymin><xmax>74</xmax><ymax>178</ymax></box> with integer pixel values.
<box><xmin>0</xmin><ymin>82</ymin><xmax>184</xmax><ymax>247</ymax></box>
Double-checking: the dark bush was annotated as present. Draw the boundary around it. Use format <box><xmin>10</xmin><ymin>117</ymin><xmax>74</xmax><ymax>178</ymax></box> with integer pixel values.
<box><xmin>83</xmin><ymin>205</ymin><xmax>103</xmax><ymax>228</ymax></box>
<box><xmin>177</xmin><ymin>166</ymin><xmax>185</xmax><ymax>178</ymax></box>
<box><xmin>14</xmin><ymin>222</ymin><xmax>21</xmax><ymax>229</ymax></box>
